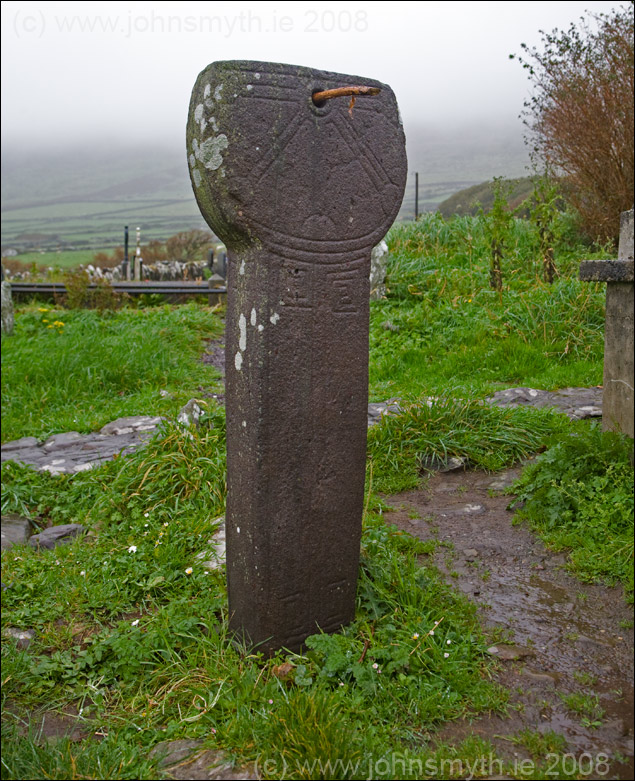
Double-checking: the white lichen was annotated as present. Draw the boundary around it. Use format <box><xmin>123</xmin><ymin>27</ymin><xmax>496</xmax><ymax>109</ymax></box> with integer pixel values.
<box><xmin>199</xmin><ymin>134</ymin><xmax>229</xmax><ymax>171</ymax></box>
<box><xmin>239</xmin><ymin>313</ymin><xmax>247</xmax><ymax>351</ymax></box>
<box><xmin>250</xmin><ymin>308</ymin><xmax>257</xmax><ymax>326</ymax></box>
<box><xmin>235</xmin><ymin>352</ymin><xmax>243</xmax><ymax>371</ymax></box>
<box><xmin>270</xmin><ymin>313</ymin><xmax>280</xmax><ymax>325</ymax></box>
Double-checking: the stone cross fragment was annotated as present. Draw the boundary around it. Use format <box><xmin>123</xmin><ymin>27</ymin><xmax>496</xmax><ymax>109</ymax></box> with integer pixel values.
<box><xmin>579</xmin><ymin>209</ymin><xmax>634</xmax><ymax>438</ymax></box>
<box><xmin>187</xmin><ymin>60</ymin><xmax>407</xmax><ymax>654</ymax></box>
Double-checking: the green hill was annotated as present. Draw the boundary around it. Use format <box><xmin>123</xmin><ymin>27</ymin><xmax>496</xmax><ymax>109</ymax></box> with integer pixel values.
<box><xmin>437</xmin><ymin>177</ymin><xmax>535</xmax><ymax>218</ymax></box>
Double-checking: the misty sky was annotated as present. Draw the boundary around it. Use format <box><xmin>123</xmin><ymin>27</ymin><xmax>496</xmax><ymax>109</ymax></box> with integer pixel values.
<box><xmin>0</xmin><ymin>0</ymin><xmax>624</xmax><ymax>149</ymax></box>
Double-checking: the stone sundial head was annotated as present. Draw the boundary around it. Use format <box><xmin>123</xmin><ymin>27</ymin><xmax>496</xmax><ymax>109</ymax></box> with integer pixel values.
<box><xmin>187</xmin><ymin>60</ymin><xmax>408</xmax><ymax>255</ymax></box>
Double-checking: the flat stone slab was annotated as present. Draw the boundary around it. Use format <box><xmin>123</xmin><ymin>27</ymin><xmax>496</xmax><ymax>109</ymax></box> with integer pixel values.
<box><xmin>485</xmin><ymin>386</ymin><xmax>603</xmax><ymax>420</ymax></box>
<box><xmin>1</xmin><ymin>436</ymin><xmax>40</xmax><ymax>452</ymax></box>
<box><xmin>1</xmin><ymin>416</ymin><xmax>166</xmax><ymax>474</ymax></box>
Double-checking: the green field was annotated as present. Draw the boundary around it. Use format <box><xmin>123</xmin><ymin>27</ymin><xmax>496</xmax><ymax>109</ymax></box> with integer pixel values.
<box><xmin>2</xmin><ymin>211</ymin><xmax>633</xmax><ymax>780</ymax></box>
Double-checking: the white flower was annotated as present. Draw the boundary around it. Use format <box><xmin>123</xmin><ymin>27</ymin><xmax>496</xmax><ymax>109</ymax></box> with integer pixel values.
<box><xmin>144</xmin><ymin>523</ymin><xmax>149</xmax><ymax>527</ymax></box>
<box><xmin>185</xmin><ymin>567</ymin><xmax>193</xmax><ymax>575</ymax></box>
<box><xmin>128</xmin><ymin>545</ymin><xmax>137</xmax><ymax>553</ymax></box>
<box><xmin>372</xmin><ymin>663</ymin><xmax>379</xmax><ymax>669</ymax></box>
<box><xmin>131</xmin><ymin>619</ymin><xmax>140</xmax><ymax>626</ymax></box>
<box><xmin>412</xmin><ymin>632</ymin><xmax>420</xmax><ymax>640</ymax></box>
<box><xmin>144</xmin><ymin>513</ymin><xmax>149</xmax><ymax>518</ymax></box>
<box><xmin>80</xmin><ymin>570</ymin><xmax>86</xmax><ymax>576</ymax></box>
<box><xmin>446</xmin><ymin>639</ymin><xmax>451</xmax><ymax>645</ymax></box>
<box><xmin>430</xmin><ymin>630</ymin><xmax>435</xmax><ymax>635</ymax></box>
<box><xmin>444</xmin><ymin>652</ymin><xmax>450</xmax><ymax>658</ymax></box>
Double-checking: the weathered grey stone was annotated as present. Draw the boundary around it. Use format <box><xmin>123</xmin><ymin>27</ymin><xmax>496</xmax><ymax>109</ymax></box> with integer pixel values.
<box><xmin>1</xmin><ymin>280</ymin><xmax>14</xmax><ymax>335</ymax></box>
<box><xmin>195</xmin><ymin>518</ymin><xmax>226</xmax><ymax>570</ymax></box>
<box><xmin>369</xmin><ymin>240</ymin><xmax>389</xmax><ymax>300</ymax></box>
<box><xmin>1</xmin><ymin>447</ymin><xmax>47</xmax><ymax>466</ymax></box>
<box><xmin>3</xmin><ymin>627</ymin><xmax>37</xmax><ymax>650</ymax></box>
<box><xmin>42</xmin><ymin>432</ymin><xmax>83</xmax><ymax>451</ymax></box>
<box><xmin>1</xmin><ymin>513</ymin><xmax>34</xmax><ymax>550</ymax></box>
<box><xmin>1</xmin><ymin>436</ymin><xmax>40</xmax><ymax>452</ymax></box>
<box><xmin>29</xmin><ymin>524</ymin><xmax>86</xmax><ymax>550</ymax></box>
<box><xmin>579</xmin><ymin>258</ymin><xmax>634</xmax><ymax>282</ymax></box>
<box><xmin>177</xmin><ymin>399</ymin><xmax>204</xmax><ymax>427</ymax></box>
<box><xmin>603</xmin><ymin>280</ymin><xmax>634</xmax><ymax>437</ymax></box>
<box><xmin>486</xmin><ymin>386</ymin><xmax>603</xmax><ymax>420</ymax></box>
<box><xmin>99</xmin><ymin>416</ymin><xmax>163</xmax><ymax>436</ymax></box>
<box><xmin>188</xmin><ymin>60</ymin><xmax>407</xmax><ymax>654</ymax></box>
<box><xmin>579</xmin><ymin>209</ymin><xmax>634</xmax><ymax>437</ymax></box>
<box><xmin>150</xmin><ymin>739</ymin><xmax>259</xmax><ymax>780</ymax></box>
<box><xmin>367</xmin><ymin>398</ymin><xmax>403</xmax><ymax>427</ymax></box>
<box><xmin>420</xmin><ymin>454</ymin><xmax>467</xmax><ymax>473</ymax></box>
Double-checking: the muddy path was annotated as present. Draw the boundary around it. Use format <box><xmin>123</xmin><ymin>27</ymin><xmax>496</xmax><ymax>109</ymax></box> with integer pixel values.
<box><xmin>384</xmin><ymin>466</ymin><xmax>634</xmax><ymax>778</ymax></box>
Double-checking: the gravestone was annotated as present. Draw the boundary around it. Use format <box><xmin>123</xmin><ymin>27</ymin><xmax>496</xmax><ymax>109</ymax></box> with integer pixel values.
<box><xmin>187</xmin><ymin>61</ymin><xmax>407</xmax><ymax>653</ymax></box>
<box><xmin>580</xmin><ymin>209</ymin><xmax>634</xmax><ymax>438</ymax></box>
<box><xmin>1</xmin><ymin>267</ymin><xmax>14</xmax><ymax>335</ymax></box>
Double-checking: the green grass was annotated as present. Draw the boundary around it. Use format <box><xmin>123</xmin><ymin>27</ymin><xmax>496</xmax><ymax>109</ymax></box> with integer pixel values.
<box><xmin>367</xmin><ymin>397</ymin><xmax>569</xmax><ymax>494</ymax></box>
<box><xmin>509</xmin><ymin>424</ymin><xmax>634</xmax><ymax>600</ymax></box>
<box><xmin>1</xmin><ymin>303</ymin><xmax>223</xmax><ymax>442</ymax></box>
<box><xmin>370</xmin><ymin>213</ymin><xmax>607</xmax><ymax>400</ymax></box>
<box><xmin>1</xmin><ymin>211</ymin><xmax>632</xmax><ymax>778</ymax></box>
<box><xmin>1</xmin><ymin>440</ymin><xmax>507</xmax><ymax>778</ymax></box>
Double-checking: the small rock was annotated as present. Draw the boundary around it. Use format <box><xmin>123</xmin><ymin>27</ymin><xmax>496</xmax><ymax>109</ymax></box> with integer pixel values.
<box><xmin>486</xmin><ymin>644</ymin><xmax>535</xmax><ymax>661</ymax></box>
<box><xmin>462</xmin><ymin>503</ymin><xmax>485</xmax><ymax>514</ymax></box>
<box><xmin>522</xmin><ymin>670</ymin><xmax>559</xmax><ymax>684</ymax></box>
<box><xmin>195</xmin><ymin>518</ymin><xmax>226</xmax><ymax>570</ymax></box>
<box><xmin>177</xmin><ymin>399</ymin><xmax>204</xmax><ymax>427</ymax></box>
<box><xmin>150</xmin><ymin>740</ymin><xmax>259</xmax><ymax>780</ymax></box>
<box><xmin>29</xmin><ymin>524</ymin><xmax>86</xmax><ymax>550</ymax></box>
<box><xmin>420</xmin><ymin>454</ymin><xmax>467</xmax><ymax>473</ymax></box>
<box><xmin>4</xmin><ymin>627</ymin><xmax>36</xmax><ymax>650</ymax></box>
<box><xmin>150</xmin><ymin>739</ymin><xmax>204</xmax><ymax>768</ymax></box>
<box><xmin>1</xmin><ymin>513</ymin><xmax>34</xmax><ymax>550</ymax></box>
<box><xmin>463</xmin><ymin>548</ymin><xmax>478</xmax><ymax>560</ymax></box>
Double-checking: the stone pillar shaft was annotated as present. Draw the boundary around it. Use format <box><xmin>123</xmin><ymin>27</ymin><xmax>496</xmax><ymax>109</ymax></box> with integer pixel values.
<box><xmin>225</xmin><ymin>246</ymin><xmax>369</xmax><ymax>650</ymax></box>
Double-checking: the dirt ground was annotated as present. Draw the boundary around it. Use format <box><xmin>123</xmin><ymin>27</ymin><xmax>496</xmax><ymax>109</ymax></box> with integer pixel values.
<box><xmin>384</xmin><ymin>465</ymin><xmax>634</xmax><ymax>779</ymax></box>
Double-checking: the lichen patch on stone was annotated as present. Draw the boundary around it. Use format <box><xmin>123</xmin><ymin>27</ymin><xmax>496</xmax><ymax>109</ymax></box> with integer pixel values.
<box><xmin>199</xmin><ymin>134</ymin><xmax>229</xmax><ymax>171</ymax></box>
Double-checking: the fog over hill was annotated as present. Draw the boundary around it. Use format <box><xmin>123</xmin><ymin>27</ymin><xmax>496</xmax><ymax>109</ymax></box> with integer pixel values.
<box><xmin>1</xmin><ymin>119</ymin><xmax>530</xmax><ymax>247</ymax></box>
